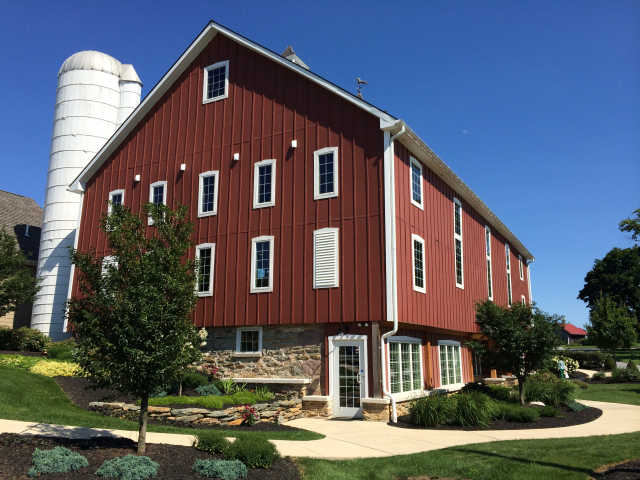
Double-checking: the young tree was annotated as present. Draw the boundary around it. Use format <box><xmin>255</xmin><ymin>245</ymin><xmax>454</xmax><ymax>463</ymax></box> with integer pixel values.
<box><xmin>66</xmin><ymin>202</ymin><xmax>201</xmax><ymax>454</ymax></box>
<box><xmin>0</xmin><ymin>227</ymin><xmax>41</xmax><ymax>317</ymax></box>
<box><xmin>585</xmin><ymin>295</ymin><xmax>637</xmax><ymax>362</ymax></box>
<box><xmin>467</xmin><ymin>300</ymin><xmax>562</xmax><ymax>405</ymax></box>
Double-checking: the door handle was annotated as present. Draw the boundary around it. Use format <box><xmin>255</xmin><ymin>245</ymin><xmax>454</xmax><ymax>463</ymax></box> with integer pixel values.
<box><xmin>356</xmin><ymin>372</ymin><xmax>362</xmax><ymax>384</ymax></box>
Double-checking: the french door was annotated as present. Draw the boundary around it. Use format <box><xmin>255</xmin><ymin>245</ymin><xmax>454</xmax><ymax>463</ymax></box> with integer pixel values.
<box><xmin>330</xmin><ymin>336</ymin><xmax>367</xmax><ymax>418</ymax></box>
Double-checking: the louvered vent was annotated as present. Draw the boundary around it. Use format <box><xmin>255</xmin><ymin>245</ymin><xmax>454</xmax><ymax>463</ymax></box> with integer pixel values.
<box><xmin>313</xmin><ymin>228</ymin><xmax>339</xmax><ymax>288</ymax></box>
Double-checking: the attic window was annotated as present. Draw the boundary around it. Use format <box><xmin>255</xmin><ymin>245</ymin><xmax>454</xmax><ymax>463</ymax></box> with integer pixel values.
<box><xmin>203</xmin><ymin>60</ymin><xmax>229</xmax><ymax>104</ymax></box>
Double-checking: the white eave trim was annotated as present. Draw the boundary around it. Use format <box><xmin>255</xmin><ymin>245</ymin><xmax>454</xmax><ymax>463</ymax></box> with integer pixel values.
<box><xmin>383</xmin><ymin>120</ymin><xmax>534</xmax><ymax>261</ymax></box>
<box><xmin>69</xmin><ymin>20</ymin><xmax>396</xmax><ymax>193</ymax></box>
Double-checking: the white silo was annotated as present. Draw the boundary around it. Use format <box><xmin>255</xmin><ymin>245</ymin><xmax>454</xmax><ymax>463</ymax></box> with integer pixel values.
<box><xmin>32</xmin><ymin>51</ymin><xmax>142</xmax><ymax>341</ymax></box>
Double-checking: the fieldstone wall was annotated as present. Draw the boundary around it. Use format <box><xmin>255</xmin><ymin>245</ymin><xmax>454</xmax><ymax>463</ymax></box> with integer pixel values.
<box><xmin>89</xmin><ymin>399</ymin><xmax>303</xmax><ymax>426</ymax></box>
<box><xmin>301</xmin><ymin>398</ymin><xmax>332</xmax><ymax>418</ymax></box>
<box><xmin>198</xmin><ymin>324</ymin><xmax>325</xmax><ymax>395</ymax></box>
<box><xmin>362</xmin><ymin>402</ymin><xmax>389</xmax><ymax>422</ymax></box>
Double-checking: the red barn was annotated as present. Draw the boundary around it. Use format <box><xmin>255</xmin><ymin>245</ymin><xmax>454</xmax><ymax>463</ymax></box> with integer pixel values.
<box><xmin>69</xmin><ymin>21</ymin><xmax>534</xmax><ymax>421</ymax></box>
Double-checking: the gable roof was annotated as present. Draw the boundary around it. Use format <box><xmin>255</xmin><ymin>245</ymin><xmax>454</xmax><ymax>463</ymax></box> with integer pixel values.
<box><xmin>0</xmin><ymin>190</ymin><xmax>43</xmax><ymax>263</ymax></box>
<box><xmin>68</xmin><ymin>20</ymin><xmax>534</xmax><ymax>261</ymax></box>
<box><xmin>562</xmin><ymin>324</ymin><xmax>588</xmax><ymax>336</ymax></box>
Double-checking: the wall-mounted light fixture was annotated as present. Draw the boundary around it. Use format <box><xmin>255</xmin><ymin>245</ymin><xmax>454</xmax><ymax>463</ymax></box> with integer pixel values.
<box><xmin>291</xmin><ymin>140</ymin><xmax>298</xmax><ymax>148</ymax></box>
<box><xmin>233</xmin><ymin>153</ymin><xmax>240</xmax><ymax>161</ymax></box>
<box><xmin>180</xmin><ymin>164</ymin><xmax>186</xmax><ymax>171</ymax></box>
<box><xmin>134</xmin><ymin>174</ymin><xmax>141</xmax><ymax>182</ymax></box>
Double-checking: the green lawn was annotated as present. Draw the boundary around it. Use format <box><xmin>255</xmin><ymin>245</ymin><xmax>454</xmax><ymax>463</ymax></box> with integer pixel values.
<box><xmin>575</xmin><ymin>382</ymin><xmax>640</xmax><ymax>406</ymax></box>
<box><xmin>0</xmin><ymin>367</ymin><xmax>322</xmax><ymax>441</ymax></box>
<box><xmin>561</xmin><ymin>346</ymin><xmax>640</xmax><ymax>363</ymax></box>
<box><xmin>298</xmin><ymin>432</ymin><xmax>640</xmax><ymax>480</ymax></box>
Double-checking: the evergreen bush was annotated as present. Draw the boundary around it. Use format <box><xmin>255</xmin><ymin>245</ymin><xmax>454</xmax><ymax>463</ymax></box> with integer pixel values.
<box><xmin>539</xmin><ymin>405</ymin><xmax>561</xmax><ymax>418</ymax></box>
<box><xmin>611</xmin><ymin>365</ymin><xmax>640</xmax><ymax>383</ymax></box>
<box><xmin>560</xmin><ymin>350</ymin><xmax>605</xmax><ymax>369</ymax></box>
<box><xmin>225</xmin><ymin>436</ymin><xmax>280</xmax><ymax>469</ymax></box>
<box><xmin>27</xmin><ymin>446</ymin><xmax>88</xmax><ymax>477</ymax></box>
<box><xmin>572</xmin><ymin>380</ymin><xmax>589</xmax><ymax>389</ymax></box>
<box><xmin>7</xmin><ymin>327</ymin><xmax>50</xmax><ymax>352</ymax></box>
<box><xmin>195</xmin><ymin>383</ymin><xmax>221</xmax><ymax>396</ymax></box>
<box><xmin>604</xmin><ymin>355</ymin><xmax>616</xmax><ymax>371</ymax></box>
<box><xmin>192</xmin><ymin>459</ymin><xmax>247</xmax><ymax>479</ymax></box>
<box><xmin>592</xmin><ymin>370</ymin><xmax>606</xmax><ymax>381</ymax></box>
<box><xmin>95</xmin><ymin>455</ymin><xmax>159</xmax><ymax>479</ymax></box>
<box><xmin>182</xmin><ymin>372</ymin><xmax>208</xmax><ymax>389</ymax></box>
<box><xmin>567</xmin><ymin>401</ymin><xmax>589</xmax><ymax>412</ymax></box>
<box><xmin>498</xmin><ymin>404</ymin><xmax>539</xmax><ymax>423</ymax></box>
<box><xmin>194</xmin><ymin>431</ymin><xmax>231</xmax><ymax>454</ymax></box>
<box><xmin>524</xmin><ymin>374</ymin><xmax>577</xmax><ymax>406</ymax></box>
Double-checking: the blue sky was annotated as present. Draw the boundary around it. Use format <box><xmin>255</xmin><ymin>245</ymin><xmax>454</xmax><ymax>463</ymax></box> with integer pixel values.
<box><xmin>1</xmin><ymin>1</ymin><xmax>638</xmax><ymax>328</ymax></box>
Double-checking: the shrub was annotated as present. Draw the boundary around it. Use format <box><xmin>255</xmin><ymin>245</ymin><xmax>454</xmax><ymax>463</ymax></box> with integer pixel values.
<box><xmin>46</xmin><ymin>345</ymin><xmax>74</xmax><ymax>361</ymax></box>
<box><xmin>410</xmin><ymin>393</ymin><xmax>498</xmax><ymax>428</ymax></box>
<box><xmin>195</xmin><ymin>383</ymin><xmax>221</xmax><ymax>396</ymax></box>
<box><xmin>8</xmin><ymin>327</ymin><xmax>50</xmax><ymax>352</ymax></box>
<box><xmin>487</xmin><ymin>385</ymin><xmax>513</xmax><ymax>402</ymax></box>
<box><xmin>560</xmin><ymin>350</ymin><xmax>605</xmax><ymax>369</ymax></box>
<box><xmin>225</xmin><ymin>436</ymin><xmax>280</xmax><ymax>469</ymax></box>
<box><xmin>27</xmin><ymin>446</ymin><xmax>88</xmax><ymax>477</ymax></box>
<box><xmin>149</xmin><ymin>388</ymin><xmax>168</xmax><ymax>399</ymax></box>
<box><xmin>572</xmin><ymin>380</ymin><xmax>589</xmax><ymax>389</ymax></box>
<box><xmin>524</xmin><ymin>374</ymin><xmax>577</xmax><ymax>407</ymax></box>
<box><xmin>96</xmin><ymin>455</ymin><xmax>159</xmax><ymax>479</ymax></box>
<box><xmin>592</xmin><ymin>370</ymin><xmax>606</xmax><ymax>381</ymax></box>
<box><xmin>567</xmin><ymin>401</ymin><xmax>589</xmax><ymax>412</ymax></box>
<box><xmin>551</xmin><ymin>356</ymin><xmax>579</xmax><ymax>373</ymax></box>
<box><xmin>611</xmin><ymin>366</ymin><xmax>640</xmax><ymax>383</ymax></box>
<box><xmin>239</xmin><ymin>405</ymin><xmax>259</xmax><ymax>427</ymax></box>
<box><xmin>499</xmin><ymin>404</ymin><xmax>539</xmax><ymax>423</ymax></box>
<box><xmin>604</xmin><ymin>355</ymin><xmax>616</xmax><ymax>371</ymax></box>
<box><xmin>192</xmin><ymin>459</ymin><xmax>247</xmax><ymax>479</ymax></box>
<box><xmin>195</xmin><ymin>431</ymin><xmax>231</xmax><ymax>454</ymax></box>
<box><xmin>453</xmin><ymin>393</ymin><xmax>499</xmax><ymax>427</ymax></box>
<box><xmin>539</xmin><ymin>405</ymin><xmax>561</xmax><ymax>418</ymax></box>
<box><xmin>409</xmin><ymin>393</ymin><xmax>456</xmax><ymax>427</ymax></box>
<box><xmin>0</xmin><ymin>326</ymin><xmax>11</xmax><ymax>350</ymax></box>
<box><xmin>182</xmin><ymin>372</ymin><xmax>208</xmax><ymax>390</ymax></box>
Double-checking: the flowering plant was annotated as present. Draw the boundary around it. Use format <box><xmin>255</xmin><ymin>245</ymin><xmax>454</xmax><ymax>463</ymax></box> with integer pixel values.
<box><xmin>200</xmin><ymin>364</ymin><xmax>219</xmax><ymax>381</ymax></box>
<box><xmin>239</xmin><ymin>404</ymin><xmax>258</xmax><ymax>427</ymax></box>
<box><xmin>198</xmin><ymin>327</ymin><xmax>208</xmax><ymax>346</ymax></box>
<box><xmin>552</xmin><ymin>356</ymin><xmax>579</xmax><ymax>373</ymax></box>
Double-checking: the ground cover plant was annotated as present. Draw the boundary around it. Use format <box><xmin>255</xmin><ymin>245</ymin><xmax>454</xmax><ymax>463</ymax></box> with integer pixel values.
<box><xmin>296</xmin><ymin>431</ymin><xmax>640</xmax><ymax>480</ymax></box>
<box><xmin>27</xmin><ymin>446</ymin><xmax>88</xmax><ymax>477</ymax></box>
<box><xmin>192</xmin><ymin>458</ymin><xmax>247</xmax><ymax>479</ymax></box>
<box><xmin>0</xmin><ymin>366</ymin><xmax>323</xmax><ymax>441</ymax></box>
<box><xmin>95</xmin><ymin>455</ymin><xmax>159</xmax><ymax>479</ymax></box>
<box><xmin>0</xmin><ymin>354</ymin><xmax>79</xmax><ymax>376</ymax></box>
<box><xmin>146</xmin><ymin>391</ymin><xmax>270</xmax><ymax>409</ymax></box>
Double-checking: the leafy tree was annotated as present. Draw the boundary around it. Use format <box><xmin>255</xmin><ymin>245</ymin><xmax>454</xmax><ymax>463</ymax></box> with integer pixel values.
<box><xmin>619</xmin><ymin>208</ymin><xmax>640</xmax><ymax>242</ymax></box>
<box><xmin>66</xmin><ymin>202</ymin><xmax>201</xmax><ymax>454</ymax></box>
<box><xmin>467</xmin><ymin>301</ymin><xmax>562</xmax><ymax>406</ymax></box>
<box><xmin>0</xmin><ymin>227</ymin><xmax>41</xmax><ymax>317</ymax></box>
<box><xmin>585</xmin><ymin>295</ymin><xmax>637</xmax><ymax>362</ymax></box>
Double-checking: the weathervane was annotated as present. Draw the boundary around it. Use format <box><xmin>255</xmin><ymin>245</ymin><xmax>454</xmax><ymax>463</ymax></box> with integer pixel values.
<box><xmin>356</xmin><ymin>78</ymin><xmax>369</xmax><ymax>99</ymax></box>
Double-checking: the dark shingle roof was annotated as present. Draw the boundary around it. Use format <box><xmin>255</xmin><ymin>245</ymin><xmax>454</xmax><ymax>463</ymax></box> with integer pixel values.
<box><xmin>0</xmin><ymin>190</ymin><xmax>43</xmax><ymax>262</ymax></box>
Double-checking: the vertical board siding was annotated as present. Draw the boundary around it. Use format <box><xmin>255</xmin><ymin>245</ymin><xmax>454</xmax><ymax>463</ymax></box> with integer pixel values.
<box><xmin>77</xmin><ymin>33</ymin><xmax>386</xmax><ymax>328</ymax></box>
<box><xmin>394</xmin><ymin>142</ymin><xmax>530</xmax><ymax>334</ymax></box>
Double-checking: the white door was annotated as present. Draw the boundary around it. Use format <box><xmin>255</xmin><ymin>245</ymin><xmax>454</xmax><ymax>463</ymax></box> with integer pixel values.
<box><xmin>331</xmin><ymin>337</ymin><xmax>367</xmax><ymax>418</ymax></box>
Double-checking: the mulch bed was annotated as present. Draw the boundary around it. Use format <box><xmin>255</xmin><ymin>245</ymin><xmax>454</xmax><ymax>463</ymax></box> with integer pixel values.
<box><xmin>394</xmin><ymin>404</ymin><xmax>603</xmax><ymax>430</ymax></box>
<box><xmin>0</xmin><ymin>434</ymin><xmax>301</xmax><ymax>480</ymax></box>
<box><xmin>598</xmin><ymin>460</ymin><xmax>640</xmax><ymax>479</ymax></box>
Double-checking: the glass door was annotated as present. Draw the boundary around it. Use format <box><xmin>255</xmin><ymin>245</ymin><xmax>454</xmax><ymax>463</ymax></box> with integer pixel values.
<box><xmin>333</xmin><ymin>340</ymin><xmax>365</xmax><ymax>418</ymax></box>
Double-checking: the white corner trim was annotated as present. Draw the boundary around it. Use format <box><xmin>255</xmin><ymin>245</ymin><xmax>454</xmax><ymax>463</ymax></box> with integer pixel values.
<box><xmin>253</xmin><ymin>159</ymin><xmax>276</xmax><ymax>209</ymax></box>
<box><xmin>313</xmin><ymin>147</ymin><xmax>339</xmax><ymax>200</ymax></box>
<box><xmin>202</xmin><ymin>60</ymin><xmax>229</xmax><ymax>104</ymax></box>
<box><xmin>197</xmin><ymin>171</ymin><xmax>220</xmax><ymax>217</ymax></box>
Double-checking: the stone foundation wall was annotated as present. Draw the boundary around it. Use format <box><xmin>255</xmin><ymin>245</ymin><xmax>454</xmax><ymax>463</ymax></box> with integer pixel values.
<box><xmin>90</xmin><ymin>399</ymin><xmax>303</xmax><ymax>426</ymax></box>
<box><xmin>362</xmin><ymin>402</ymin><xmax>389</xmax><ymax>422</ymax></box>
<box><xmin>198</xmin><ymin>324</ymin><xmax>324</xmax><ymax>395</ymax></box>
<box><xmin>301</xmin><ymin>399</ymin><xmax>332</xmax><ymax>418</ymax></box>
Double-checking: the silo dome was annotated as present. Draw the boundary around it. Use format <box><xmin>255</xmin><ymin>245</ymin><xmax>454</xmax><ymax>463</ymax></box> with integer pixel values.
<box><xmin>59</xmin><ymin>50</ymin><xmax>123</xmax><ymax>76</ymax></box>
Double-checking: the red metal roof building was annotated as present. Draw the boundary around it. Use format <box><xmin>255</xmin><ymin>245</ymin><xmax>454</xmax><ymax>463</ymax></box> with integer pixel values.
<box><xmin>559</xmin><ymin>323</ymin><xmax>588</xmax><ymax>344</ymax></box>
<box><xmin>68</xmin><ymin>21</ymin><xmax>534</xmax><ymax>422</ymax></box>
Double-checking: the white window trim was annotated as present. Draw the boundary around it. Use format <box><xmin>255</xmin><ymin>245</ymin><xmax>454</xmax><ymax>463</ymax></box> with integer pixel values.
<box><xmin>202</xmin><ymin>60</ymin><xmax>229</xmax><ymax>104</ymax></box>
<box><xmin>313</xmin><ymin>227</ymin><xmax>339</xmax><ymax>289</ymax></box>
<box><xmin>387</xmin><ymin>336</ymin><xmax>424</xmax><ymax>400</ymax></box>
<box><xmin>148</xmin><ymin>181</ymin><xmax>167</xmax><ymax>226</ymax></box>
<box><xmin>195</xmin><ymin>243</ymin><xmax>215</xmax><ymax>297</ymax></box>
<box><xmin>521</xmin><ymin>295</ymin><xmax>526</xmax><ymax>305</ymax></box>
<box><xmin>485</xmin><ymin>225</ymin><xmax>493</xmax><ymax>301</ymax></box>
<box><xmin>235</xmin><ymin>327</ymin><xmax>263</xmax><ymax>355</ymax></box>
<box><xmin>250</xmin><ymin>235</ymin><xmax>275</xmax><ymax>293</ymax></box>
<box><xmin>438</xmin><ymin>340</ymin><xmax>465</xmax><ymax>391</ymax></box>
<box><xmin>411</xmin><ymin>234</ymin><xmax>426</xmax><ymax>294</ymax></box>
<box><xmin>453</xmin><ymin>197</ymin><xmax>464</xmax><ymax>289</ymax></box>
<box><xmin>198</xmin><ymin>171</ymin><xmax>220</xmax><ymax>217</ymax></box>
<box><xmin>409</xmin><ymin>157</ymin><xmax>424</xmax><ymax>210</ymax></box>
<box><xmin>102</xmin><ymin>255</ymin><xmax>116</xmax><ymax>277</ymax></box>
<box><xmin>518</xmin><ymin>254</ymin><xmax>524</xmax><ymax>280</ymax></box>
<box><xmin>506</xmin><ymin>244</ymin><xmax>513</xmax><ymax>305</ymax></box>
<box><xmin>253</xmin><ymin>159</ymin><xmax>276</xmax><ymax>209</ymax></box>
<box><xmin>313</xmin><ymin>147</ymin><xmax>339</xmax><ymax>200</ymax></box>
<box><xmin>108</xmin><ymin>189</ymin><xmax>125</xmax><ymax>214</ymax></box>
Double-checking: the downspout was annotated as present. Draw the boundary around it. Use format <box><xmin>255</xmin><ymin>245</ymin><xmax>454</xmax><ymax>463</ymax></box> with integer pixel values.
<box><xmin>381</xmin><ymin>124</ymin><xmax>405</xmax><ymax>423</ymax></box>
<box><xmin>526</xmin><ymin>258</ymin><xmax>534</xmax><ymax>304</ymax></box>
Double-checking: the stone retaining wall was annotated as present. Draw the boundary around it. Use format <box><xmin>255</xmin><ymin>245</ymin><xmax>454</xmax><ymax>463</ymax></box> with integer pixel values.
<box><xmin>89</xmin><ymin>398</ymin><xmax>303</xmax><ymax>426</ymax></box>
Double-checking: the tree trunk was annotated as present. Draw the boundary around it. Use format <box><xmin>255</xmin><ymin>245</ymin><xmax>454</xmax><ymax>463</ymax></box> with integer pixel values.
<box><xmin>612</xmin><ymin>349</ymin><xmax>617</xmax><ymax>363</ymax></box>
<box><xmin>178</xmin><ymin>378</ymin><xmax>183</xmax><ymax>397</ymax></box>
<box><xmin>138</xmin><ymin>393</ymin><xmax>149</xmax><ymax>454</ymax></box>
<box><xmin>517</xmin><ymin>375</ymin><xmax>525</xmax><ymax>406</ymax></box>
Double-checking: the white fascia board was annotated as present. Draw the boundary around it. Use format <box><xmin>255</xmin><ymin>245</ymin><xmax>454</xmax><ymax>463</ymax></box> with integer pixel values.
<box><xmin>382</xmin><ymin>120</ymin><xmax>534</xmax><ymax>261</ymax></box>
<box><xmin>69</xmin><ymin>21</ymin><xmax>396</xmax><ymax>193</ymax></box>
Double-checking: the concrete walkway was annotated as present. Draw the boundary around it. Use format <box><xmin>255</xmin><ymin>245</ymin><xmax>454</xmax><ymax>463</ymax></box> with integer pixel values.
<box><xmin>1</xmin><ymin>400</ymin><xmax>639</xmax><ymax>459</ymax></box>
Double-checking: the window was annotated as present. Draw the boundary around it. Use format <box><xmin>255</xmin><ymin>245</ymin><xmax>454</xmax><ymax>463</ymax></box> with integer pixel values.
<box><xmin>485</xmin><ymin>226</ymin><xmax>493</xmax><ymax>300</ymax></box>
<box><xmin>253</xmin><ymin>159</ymin><xmax>276</xmax><ymax>209</ymax></box>
<box><xmin>410</xmin><ymin>157</ymin><xmax>423</xmax><ymax>209</ymax></box>
<box><xmin>411</xmin><ymin>234</ymin><xmax>426</xmax><ymax>293</ymax></box>
<box><xmin>388</xmin><ymin>337</ymin><xmax>423</xmax><ymax>395</ymax></box>
<box><xmin>236</xmin><ymin>327</ymin><xmax>263</xmax><ymax>355</ymax></box>
<box><xmin>521</xmin><ymin>295</ymin><xmax>526</xmax><ymax>305</ymax></box>
<box><xmin>203</xmin><ymin>60</ymin><xmax>229</xmax><ymax>104</ymax></box>
<box><xmin>148</xmin><ymin>181</ymin><xmax>167</xmax><ymax>225</ymax></box>
<box><xmin>314</xmin><ymin>147</ymin><xmax>339</xmax><ymax>200</ymax></box>
<box><xmin>101</xmin><ymin>255</ymin><xmax>117</xmax><ymax>277</ymax></box>
<box><xmin>196</xmin><ymin>243</ymin><xmax>215</xmax><ymax>296</ymax></box>
<box><xmin>518</xmin><ymin>254</ymin><xmax>524</xmax><ymax>280</ymax></box>
<box><xmin>472</xmin><ymin>353</ymin><xmax>482</xmax><ymax>376</ymax></box>
<box><xmin>505</xmin><ymin>244</ymin><xmax>512</xmax><ymax>305</ymax></box>
<box><xmin>250</xmin><ymin>236</ymin><xmax>274</xmax><ymax>293</ymax></box>
<box><xmin>453</xmin><ymin>198</ymin><xmax>463</xmax><ymax>288</ymax></box>
<box><xmin>108</xmin><ymin>189</ymin><xmax>124</xmax><ymax>214</ymax></box>
<box><xmin>198</xmin><ymin>171</ymin><xmax>219</xmax><ymax>217</ymax></box>
<box><xmin>439</xmin><ymin>341</ymin><xmax>463</xmax><ymax>388</ymax></box>
<box><xmin>313</xmin><ymin>228</ymin><xmax>339</xmax><ymax>288</ymax></box>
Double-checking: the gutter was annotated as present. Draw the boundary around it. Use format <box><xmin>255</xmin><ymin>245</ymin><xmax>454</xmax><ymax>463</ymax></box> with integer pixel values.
<box><xmin>381</xmin><ymin>124</ymin><xmax>405</xmax><ymax>423</ymax></box>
